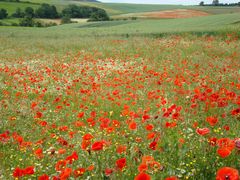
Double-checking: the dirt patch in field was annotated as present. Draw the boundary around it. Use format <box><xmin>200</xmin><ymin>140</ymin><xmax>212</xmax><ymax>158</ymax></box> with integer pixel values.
<box><xmin>141</xmin><ymin>9</ymin><xmax>209</xmax><ymax>19</ymax></box>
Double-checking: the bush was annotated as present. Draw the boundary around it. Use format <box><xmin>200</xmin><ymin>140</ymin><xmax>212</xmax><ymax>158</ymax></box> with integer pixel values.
<box><xmin>44</xmin><ymin>22</ymin><xmax>57</xmax><ymax>27</ymax></box>
<box><xmin>0</xmin><ymin>8</ymin><xmax>8</xmax><ymax>19</ymax></box>
<box><xmin>34</xmin><ymin>21</ymin><xmax>44</xmax><ymax>27</ymax></box>
<box><xmin>61</xmin><ymin>15</ymin><xmax>72</xmax><ymax>24</ymax></box>
<box><xmin>11</xmin><ymin>22</ymin><xmax>18</xmax><ymax>26</ymax></box>
<box><xmin>19</xmin><ymin>16</ymin><xmax>34</xmax><ymax>27</ymax></box>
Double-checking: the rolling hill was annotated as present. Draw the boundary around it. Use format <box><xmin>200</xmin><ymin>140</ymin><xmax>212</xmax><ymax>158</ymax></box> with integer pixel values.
<box><xmin>1</xmin><ymin>0</ymin><xmax>240</xmax><ymax>16</ymax></box>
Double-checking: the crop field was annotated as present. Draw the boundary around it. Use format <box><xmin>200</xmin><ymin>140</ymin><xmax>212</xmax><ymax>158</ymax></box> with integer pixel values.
<box><xmin>0</xmin><ymin>1</ymin><xmax>240</xmax><ymax>180</ymax></box>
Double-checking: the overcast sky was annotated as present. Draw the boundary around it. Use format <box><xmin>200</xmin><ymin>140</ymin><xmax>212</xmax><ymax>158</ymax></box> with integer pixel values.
<box><xmin>100</xmin><ymin>0</ymin><xmax>239</xmax><ymax>5</ymax></box>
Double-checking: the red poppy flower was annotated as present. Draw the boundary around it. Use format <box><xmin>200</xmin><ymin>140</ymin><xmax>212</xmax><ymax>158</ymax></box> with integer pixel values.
<box><xmin>82</xmin><ymin>133</ymin><xmax>94</xmax><ymax>141</ymax></box>
<box><xmin>59</xmin><ymin>168</ymin><xmax>72</xmax><ymax>180</ymax></box>
<box><xmin>206</xmin><ymin>116</ymin><xmax>218</xmax><ymax>126</ymax></box>
<box><xmin>145</xmin><ymin>124</ymin><xmax>154</xmax><ymax>131</ymax></box>
<box><xmin>216</xmin><ymin>167</ymin><xmax>239</xmax><ymax>180</ymax></box>
<box><xmin>105</xmin><ymin>168</ymin><xmax>114</xmax><ymax>176</ymax></box>
<box><xmin>116</xmin><ymin>158</ymin><xmax>126</xmax><ymax>170</ymax></box>
<box><xmin>13</xmin><ymin>167</ymin><xmax>23</xmax><ymax>178</ymax></box>
<box><xmin>231</xmin><ymin>108</ymin><xmax>240</xmax><ymax>116</ymax></box>
<box><xmin>77</xmin><ymin>112</ymin><xmax>84</xmax><ymax>118</ymax></box>
<box><xmin>38</xmin><ymin>174</ymin><xmax>49</xmax><ymax>180</ymax></box>
<box><xmin>91</xmin><ymin>141</ymin><xmax>104</xmax><ymax>151</ymax></box>
<box><xmin>138</xmin><ymin>163</ymin><xmax>148</xmax><ymax>172</ymax></box>
<box><xmin>208</xmin><ymin>137</ymin><xmax>217</xmax><ymax>146</ymax></box>
<box><xmin>142</xmin><ymin>114</ymin><xmax>150</xmax><ymax>122</ymax></box>
<box><xmin>65</xmin><ymin>151</ymin><xmax>78</xmax><ymax>164</ymax></box>
<box><xmin>73</xmin><ymin>168</ymin><xmax>85</xmax><ymax>177</ymax></box>
<box><xmin>149</xmin><ymin>141</ymin><xmax>157</xmax><ymax>150</ymax></box>
<box><xmin>165</xmin><ymin>121</ymin><xmax>177</xmax><ymax>128</ymax></box>
<box><xmin>196</xmin><ymin>128</ymin><xmax>210</xmax><ymax>136</ymax></box>
<box><xmin>217</xmin><ymin>147</ymin><xmax>232</xmax><ymax>158</ymax></box>
<box><xmin>81</xmin><ymin>140</ymin><xmax>91</xmax><ymax>150</ymax></box>
<box><xmin>35</xmin><ymin>111</ymin><xmax>43</xmax><ymax>119</ymax></box>
<box><xmin>217</xmin><ymin>138</ymin><xmax>235</xmax><ymax>150</ymax></box>
<box><xmin>34</xmin><ymin>148</ymin><xmax>43</xmax><ymax>158</ymax></box>
<box><xmin>129</xmin><ymin>121</ymin><xmax>137</xmax><ymax>130</ymax></box>
<box><xmin>55</xmin><ymin>160</ymin><xmax>67</xmax><ymax>171</ymax></box>
<box><xmin>217</xmin><ymin>138</ymin><xmax>235</xmax><ymax>158</ymax></box>
<box><xmin>23</xmin><ymin>166</ymin><xmax>34</xmax><ymax>175</ymax></box>
<box><xmin>134</xmin><ymin>172</ymin><xmax>151</xmax><ymax>180</ymax></box>
<box><xmin>147</xmin><ymin>132</ymin><xmax>155</xmax><ymax>139</ymax></box>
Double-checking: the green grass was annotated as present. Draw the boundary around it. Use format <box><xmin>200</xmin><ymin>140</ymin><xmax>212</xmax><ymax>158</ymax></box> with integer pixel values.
<box><xmin>0</xmin><ymin>18</ymin><xmax>19</xmax><ymax>26</ymax></box>
<box><xmin>0</xmin><ymin>2</ymin><xmax>40</xmax><ymax>14</ymax></box>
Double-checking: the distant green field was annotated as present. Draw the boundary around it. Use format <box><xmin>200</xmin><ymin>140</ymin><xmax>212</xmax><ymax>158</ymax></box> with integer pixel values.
<box><xmin>0</xmin><ymin>12</ymin><xmax>239</xmax><ymax>39</ymax></box>
<box><xmin>61</xmin><ymin>12</ymin><xmax>240</xmax><ymax>36</ymax></box>
<box><xmin>0</xmin><ymin>2</ymin><xmax>40</xmax><ymax>14</ymax></box>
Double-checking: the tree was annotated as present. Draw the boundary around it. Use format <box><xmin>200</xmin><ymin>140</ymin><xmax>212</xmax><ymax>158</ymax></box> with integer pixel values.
<box><xmin>12</xmin><ymin>8</ymin><xmax>25</xmax><ymax>18</ymax></box>
<box><xmin>35</xmin><ymin>4</ymin><xmax>58</xmax><ymax>19</ymax></box>
<box><xmin>199</xmin><ymin>1</ymin><xmax>204</xmax><ymax>6</ymax></box>
<box><xmin>212</xmin><ymin>0</ymin><xmax>219</xmax><ymax>5</ymax></box>
<box><xmin>24</xmin><ymin>7</ymin><xmax>34</xmax><ymax>18</ymax></box>
<box><xmin>61</xmin><ymin>5</ymin><xmax>110</xmax><ymax>20</ymax></box>
<box><xmin>88</xmin><ymin>9</ymin><xmax>109</xmax><ymax>21</ymax></box>
<box><xmin>0</xmin><ymin>8</ymin><xmax>8</xmax><ymax>19</ymax></box>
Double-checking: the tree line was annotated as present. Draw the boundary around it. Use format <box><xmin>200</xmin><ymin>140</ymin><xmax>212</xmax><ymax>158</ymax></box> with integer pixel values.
<box><xmin>0</xmin><ymin>3</ymin><xmax>110</xmax><ymax>22</ymax></box>
<box><xmin>199</xmin><ymin>0</ymin><xmax>240</xmax><ymax>6</ymax></box>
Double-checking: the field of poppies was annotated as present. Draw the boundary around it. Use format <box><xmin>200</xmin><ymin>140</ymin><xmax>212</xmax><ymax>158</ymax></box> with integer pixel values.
<box><xmin>0</xmin><ymin>30</ymin><xmax>239</xmax><ymax>180</ymax></box>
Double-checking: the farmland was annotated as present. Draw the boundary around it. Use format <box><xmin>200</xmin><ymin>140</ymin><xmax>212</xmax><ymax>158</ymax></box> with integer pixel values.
<box><xmin>0</xmin><ymin>0</ymin><xmax>240</xmax><ymax>180</ymax></box>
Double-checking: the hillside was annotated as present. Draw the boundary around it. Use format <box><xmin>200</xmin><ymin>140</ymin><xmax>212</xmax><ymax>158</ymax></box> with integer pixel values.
<box><xmin>1</xmin><ymin>0</ymin><xmax>240</xmax><ymax>16</ymax></box>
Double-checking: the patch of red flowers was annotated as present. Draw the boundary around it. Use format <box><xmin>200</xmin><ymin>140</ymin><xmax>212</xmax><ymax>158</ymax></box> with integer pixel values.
<box><xmin>13</xmin><ymin>166</ymin><xmax>34</xmax><ymax>178</ymax></box>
